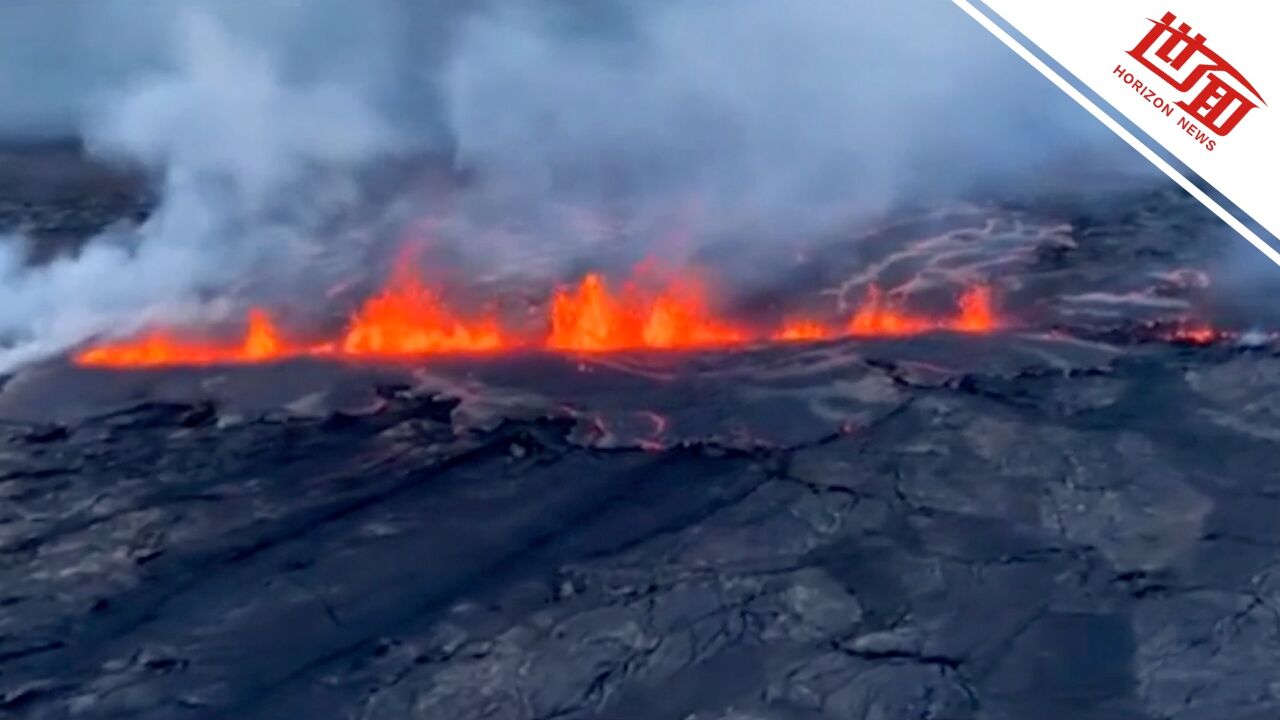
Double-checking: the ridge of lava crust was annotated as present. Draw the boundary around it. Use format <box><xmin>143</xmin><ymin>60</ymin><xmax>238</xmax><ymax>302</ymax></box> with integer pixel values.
<box><xmin>9</xmin><ymin>181</ymin><xmax>1280</xmax><ymax>720</ymax></box>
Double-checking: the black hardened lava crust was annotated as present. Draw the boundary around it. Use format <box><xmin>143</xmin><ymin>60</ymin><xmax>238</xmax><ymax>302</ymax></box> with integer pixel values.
<box><xmin>3</xmin><ymin>156</ymin><xmax>1280</xmax><ymax>720</ymax></box>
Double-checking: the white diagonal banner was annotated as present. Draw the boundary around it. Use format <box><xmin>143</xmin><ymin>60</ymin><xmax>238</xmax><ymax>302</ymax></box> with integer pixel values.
<box><xmin>955</xmin><ymin>1</ymin><xmax>1280</xmax><ymax>265</ymax></box>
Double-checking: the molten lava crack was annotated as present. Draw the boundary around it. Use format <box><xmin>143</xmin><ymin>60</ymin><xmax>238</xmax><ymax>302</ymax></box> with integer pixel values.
<box><xmin>548</xmin><ymin>272</ymin><xmax>748</xmax><ymax>352</ymax></box>
<box><xmin>74</xmin><ymin>264</ymin><xmax>1003</xmax><ymax>368</ymax></box>
<box><xmin>338</xmin><ymin>262</ymin><xmax>508</xmax><ymax>356</ymax></box>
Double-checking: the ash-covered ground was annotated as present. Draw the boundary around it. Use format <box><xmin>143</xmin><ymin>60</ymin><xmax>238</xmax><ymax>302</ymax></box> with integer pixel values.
<box><xmin>4</xmin><ymin>154</ymin><xmax>1280</xmax><ymax>720</ymax></box>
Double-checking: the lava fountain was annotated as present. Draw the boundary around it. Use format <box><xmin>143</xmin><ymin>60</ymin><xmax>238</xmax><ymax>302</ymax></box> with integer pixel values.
<box><xmin>339</xmin><ymin>261</ymin><xmax>508</xmax><ymax>356</ymax></box>
<box><xmin>847</xmin><ymin>284</ymin><xmax>996</xmax><ymax>336</ymax></box>
<box><xmin>74</xmin><ymin>262</ymin><xmax>1004</xmax><ymax>368</ymax></box>
<box><xmin>548</xmin><ymin>272</ymin><xmax>747</xmax><ymax>352</ymax></box>
<box><xmin>74</xmin><ymin>309</ymin><xmax>294</xmax><ymax>368</ymax></box>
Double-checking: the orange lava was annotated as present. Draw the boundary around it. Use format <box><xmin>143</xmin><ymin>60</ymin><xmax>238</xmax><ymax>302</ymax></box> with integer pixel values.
<box><xmin>73</xmin><ymin>262</ymin><xmax>1004</xmax><ymax>368</ymax></box>
<box><xmin>339</xmin><ymin>262</ymin><xmax>506</xmax><ymax>356</ymax></box>
<box><xmin>847</xmin><ymin>285</ymin><xmax>935</xmax><ymax>336</ymax></box>
<box><xmin>774</xmin><ymin>320</ymin><xmax>833</xmax><ymax>342</ymax></box>
<box><xmin>1167</xmin><ymin>325</ymin><xmax>1221</xmax><ymax>345</ymax></box>
<box><xmin>548</xmin><ymin>272</ymin><xmax>746</xmax><ymax>352</ymax></box>
<box><xmin>74</xmin><ymin>261</ymin><xmax>507</xmax><ymax>368</ymax></box>
<box><xmin>848</xmin><ymin>285</ymin><xmax>998</xmax><ymax>336</ymax></box>
<box><xmin>953</xmin><ymin>285</ymin><xmax>998</xmax><ymax>333</ymax></box>
<box><xmin>74</xmin><ymin>309</ymin><xmax>293</xmax><ymax>368</ymax></box>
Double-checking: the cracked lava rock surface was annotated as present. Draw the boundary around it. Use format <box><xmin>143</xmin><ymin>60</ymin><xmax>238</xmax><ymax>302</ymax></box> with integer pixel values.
<box><xmin>4</xmin><ymin>171</ymin><xmax>1280</xmax><ymax>719</ymax></box>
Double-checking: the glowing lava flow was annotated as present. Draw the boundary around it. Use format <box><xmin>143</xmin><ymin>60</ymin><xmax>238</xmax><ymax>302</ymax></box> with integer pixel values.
<box><xmin>774</xmin><ymin>320</ymin><xmax>833</xmax><ymax>343</ymax></box>
<box><xmin>846</xmin><ymin>285</ymin><xmax>996</xmax><ymax>336</ymax></box>
<box><xmin>339</xmin><ymin>262</ymin><xmax>506</xmax><ymax>356</ymax></box>
<box><xmin>73</xmin><ymin>309</ymin><xmax>293</xmax><ymax>368</ymax></box>
<box><xmin>952</xmin><ymin>285</ymin><xmax>997</xmax><ymax>333</ymax></box>
<box><xmin>74</xmin><ymin>264</ymin><xmax>507</xmax><ymax>367</ymax></box>
<box><xmin>846</xmin><ymin>285</ymin><xmax>936</xmax><ymax>336</ymax></box>
<box><xmin>775</xmin><ymin>285</ymin><xmax>999</xmax><ymax>342</ymax></box>
<box><xmin>73</xmin><ymin>266</ymin><xmax>1003</xmax><ymax>368</ymax></box>
<box><xmin>548</xmin><ymin>273</ymin><xmax>746</xmax><ymax>352</ymax></box>
<box><xmin>1165</xmin><ymin>323</ymin><xmax>1224</xmax><ymax>345</ymax></box>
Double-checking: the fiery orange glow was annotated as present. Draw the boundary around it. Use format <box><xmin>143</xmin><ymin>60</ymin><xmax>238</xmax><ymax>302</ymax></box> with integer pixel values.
<box><xmin>340</xmin><ymin>262</ymin><xmax>506</xmax><ymax>356</ymax></box>
<box><xmin>848</xmin><ymin>285</ymin><xmax>998</xmax><ymax>336</ymax></box>
<box><xmin>952</xmin><ymin>285</ymin><xmax>997</xmax><ymax>333</ymax></box>
<box><xmin>74</xmin><ymin>308</ymin><xmax>293</xmax><ymax>368</ymax></box>
<box><xmin>243</xmin><ymin>309</ymin><xmax>287</xmax><ymax>360</ymax></box>
<box><xmin>548</xmin><ymin>272</ymin><xmax>746</xmax><ymax>352</ymax></box>
<box><xmin>774</xmin><ymin>320</ymin><xmax>832</xmax><ymax>342</ymax></box>
<box><xmin>74</xmin><ymin>260</ymin><xmax>1005</xmax><ymax>369</ymax></box>
<box><xmin>1166</xmin><ymin>324</ymin><xmax>1222</xmax><ymax>345</ymax></box>
<box><xmin>74</xmin><ymin>261</ymin><xmax>508</xmax><ymax>368</ymax></box>
<box><xmin>847</xmin><ymin>285</ymin><xmax>935</xmax><ymax>336</ymax></box>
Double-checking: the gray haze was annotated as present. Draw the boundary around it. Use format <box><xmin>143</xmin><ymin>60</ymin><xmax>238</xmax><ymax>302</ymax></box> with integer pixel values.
<box><xmin>0</xmin><ymin>0</ymin><xmax>1146</xmax><ymax>369</ymax></box>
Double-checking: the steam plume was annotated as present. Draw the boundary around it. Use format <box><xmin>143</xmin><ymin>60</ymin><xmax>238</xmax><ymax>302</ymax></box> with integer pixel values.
<box><xmin>0</xmin><ymin>0</ymin><xmax>1144</xmax><ymax>371</ymax></box>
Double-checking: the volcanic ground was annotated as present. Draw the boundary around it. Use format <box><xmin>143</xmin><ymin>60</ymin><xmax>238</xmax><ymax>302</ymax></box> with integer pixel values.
<box><xmin>4</xmin><ymin>153</ymin><xmax>1280</xmax><ymax>720</ymax></box>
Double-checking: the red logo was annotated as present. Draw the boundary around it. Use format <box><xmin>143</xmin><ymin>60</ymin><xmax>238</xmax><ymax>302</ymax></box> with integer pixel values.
<box><xmin>1127</xmin><ymin>12</ymin><xmax>1265</xmax><ymax>137</ymax></box>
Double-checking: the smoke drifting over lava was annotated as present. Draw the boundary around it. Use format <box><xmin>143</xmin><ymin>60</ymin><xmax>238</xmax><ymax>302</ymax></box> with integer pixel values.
<box><xmin>0</xmin><ymin>0</ymin><xmax>1143</xmax><ymax>371</ymax></box>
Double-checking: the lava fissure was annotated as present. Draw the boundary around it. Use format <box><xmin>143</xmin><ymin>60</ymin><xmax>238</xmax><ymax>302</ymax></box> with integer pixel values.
<box><xmin>74</xmin><ymin>265</ymin><xmax>1003</xmax><ymax>368</ymax></box>
<box><xmin>549</xmin><ymin>272</ymin><xmax>748</xmax><ymax>352</ymax></box>
<box><xmin>339</xmin><ymin>262</ymin><xmax>508</xmax><ymax>356</ymax></box>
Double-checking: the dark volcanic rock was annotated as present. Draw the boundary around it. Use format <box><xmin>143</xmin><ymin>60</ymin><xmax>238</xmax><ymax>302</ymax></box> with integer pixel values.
<box><xmin>3</xmin><ymin>173</ymin><xmax>1280</xmax><ymax>719</ymax></box>
<box><xmin>0</xmin><ymin>141</ymin><xmax>151</xmax><ymax>256</ymax></box>
<box><xmin>1</xmin><ymin>336</ymin><xmax>1279</xmax><ymax>719</ymax></box>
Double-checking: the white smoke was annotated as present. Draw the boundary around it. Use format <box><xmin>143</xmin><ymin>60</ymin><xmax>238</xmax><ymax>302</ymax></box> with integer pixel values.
<box><xmin>0</xmin><ymin>0</ymin><xmax>1150</xmax><ymax>371</ymax></box>
<box><xmin>89</xmin><ymin>13</ymin><xmax>396</xmax><ymax>209</ymax></box>
<box><xmin>0</xmin><ymin>8</ymin><xmax>400</xmax><ymax>370</ymax></box>
<box><xmin>430</xmin><ymin>0</ymin><xmax>1145</xmax><ymax>275</ymax></box>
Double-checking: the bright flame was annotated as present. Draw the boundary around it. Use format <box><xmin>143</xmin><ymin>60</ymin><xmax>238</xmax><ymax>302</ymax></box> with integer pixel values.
<box><xmin>774</xmin><ymin>320</ymin><xmax>832</xmax><ymax>342</ymax></box>
<box><xmin>848</xmin><ymin>284</ymin><xmax>998</xmax><ymax>336</ymax></box>
<box><xmin>952</xmin><ymin>285</ymin><xmax>998</xmax><ymax>333</ymax></box>
<box><xmin>74</xmin><ymin>262</ymin><xmax>507</xmax><ymax>368</ymax></box>
<box><xmin>847</xmin><ymin>285</ymin><xmax>935</xmax><ymax>336</ymax></box>
<box><xmin>1166</xmin><ymin>324</ymin><xmax>1221</xmax><ymax>345</ymax></box>
<box><xmin>549</xmin><ymin>272</ymin><xmax>746</xmax><ymax>352</ymax></box>
<box><xmin>73</xmin><ymin>260</ymin><xmax>1004</xmax><ymax>368</ymax></box>
<box><xmin>549</xmin><ymin>274</ymin><xmax>622</xmax><ymax>352</ymax></box>
<box><xmin>243</xmin><ymin>309</ymin><xmax>286</xmax><ymax>360</ymax></box>
<box><xmin>340</xmin><ymin>263</ymin><xmax>506</xmax><ymax>356</ymax></box>
<box><xmin>74</xmin><ymin>308</ymin><xmax>292</xmax><ymax>368</ymax></box>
